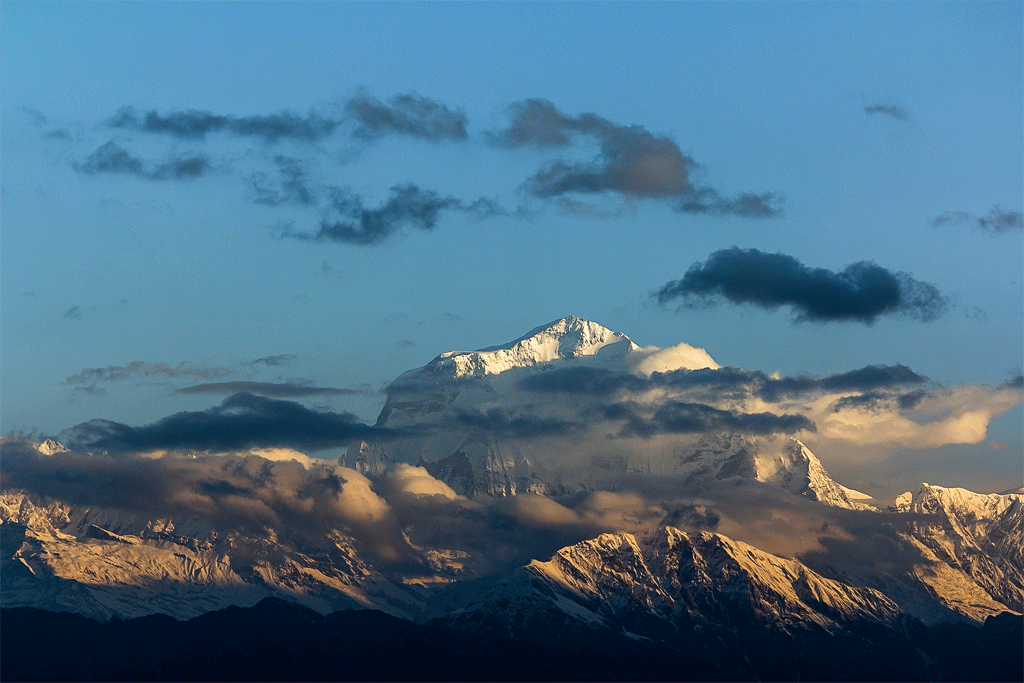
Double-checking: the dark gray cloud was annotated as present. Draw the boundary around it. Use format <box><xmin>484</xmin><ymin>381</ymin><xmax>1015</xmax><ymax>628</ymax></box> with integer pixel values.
<box><xmin>174</xmin><ymin>381</ymin><xmax>361</xmax><ymax>398</ymax></box>
<box><xmin>345</xmin><ymin>91</ymin><xmax>468</xmax><ymax>142</ymax></box>
<box><xmin>978</xmin><ymin>206</ymin><xmax>1023</xmax><ymax>233</ymax></box>
<box><xmin>446</xmin><ymin>408</ymin><xmax>582</xmax><ymax>439</ymax></box>
<box><xmin>109</xmin><ymin>107</ymin><xmax>342</xmax><ymax>143</ymax></box>
<box><xmin>248</xmin><ymin>354</ymin><xmax>297</xmax><ymax>367</ymax></box>
<box><xmin>1000</xmin><ymin>374</ymin><xmax>1024</xmax><ymax>391</ymax></box>
<box><xmin>606</xmin><ymin>401</ymin><xmax>814</xmax><ymax>438</ymax></box>
<box><xmin>250</xmin><ymin>156</ymin><xmax>317</xmax><ymax>206</ymax></box>
<box><xmin>20</xmin><ymin>106</ymin><xmax>48</xmax><ymax>126</ymax></box>
<box><xmin>64</xmin><ymin>361</ymin><xmax>232</xmax><ymax>386</ymax></box>
<box><xmin>76</xmin><ymin>140</ymin><xmax>145</xmax><ymax>176</ymax></box>
<box><xmin>863</xmin><ymin>102</ymin><xmax>908</xmax><ymax>121</ymax></box>
<box><xmin>759</xmin><ymin>364</ymin><xmax>927</xmax><ymax>402</ymax></box>
<box><xmin>675</xmin><ymin>188</ymin><xmax>784</xmax><ymax>217</ymax></box>
<box><xmin>278</xmin><ymin>184</ymin><xmax>503</xmax><ymax>246</ymax></box>
<box><xmin>75</xmin><ymin>140</ymin><xmax>211</xmax><ymax>181</ymax></box>
<box><xmin>897</xmin><ymin>389</ymin><xmax>929</xmax><ymax>410</ymax></box>
<box><xmin>63</xmin><ymin>392</ymin><xmax>398</xmax><ymax>453</ymax></box>
<box><xmin>109</xmin><ymin>92</ymin><xmax>466</xmax><ymax>144</ymax></box>
<box><xmin>150</xmin><ymin>154</ymin><xmax>211</xmax><ymax>180</ymax></box>
<box><xmin>521</xmin><ymin>363</ymin><xmax>927</xmax><ymax>404</ymax></box>
<box><xmin>831</xmin><ymin>392</ymin><xmax>891</xmax><ymax>413</ymax></box>
<box><xmin>932</xmin><ymin>205</ymin><xmax>1023</xmax><ymax>234</ymax></box>
<box><xmin>829</xmin><ymin>386</ymin><xmax>932</xmax><ymax>413</ymax></box>
<box><xmin>655</xmin><ymin>247</ymin><xmax>949</xmax><ymax>324</ymax></box>
<box><xmin>495</xmin><ymin>98</ymin><xmax>782</xmax><ymax>217</ymax></box>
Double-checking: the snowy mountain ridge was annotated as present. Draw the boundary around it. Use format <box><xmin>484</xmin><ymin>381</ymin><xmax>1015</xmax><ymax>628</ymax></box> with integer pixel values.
<box><xmin>421</xmin><ymin>526</ymin><xmax>903</xmax><ymax>638</ymax></box>
<box><xmin>0</xmin><ymin>491</ymin><xmax>433</xmax><ymax>621</ymax></box>
<box><xmin>430</xmin><ymin>315</ymin><xmax>644</xmax><ymax>379</ymax></box>
<box><xmin>1</xmin><ymin>318</ymin><xmax>1020</xmax><ymax>639</ymax></box>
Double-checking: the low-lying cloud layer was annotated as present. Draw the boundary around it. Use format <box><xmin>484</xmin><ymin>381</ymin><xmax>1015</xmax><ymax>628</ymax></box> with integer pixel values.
<box><xmin>655</xmin><ymin>247</ymin><xmax>949</xmax><ymax>324</ymax></box>
<box><xmin>0</xmin><ymin>437</ymin><xmax>937</xmax><ymax>579</ymax></box>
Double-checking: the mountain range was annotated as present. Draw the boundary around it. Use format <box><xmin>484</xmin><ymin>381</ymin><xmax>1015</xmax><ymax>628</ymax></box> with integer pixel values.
<box><xmin>2</xmin><ymin>317</ymin><xmax>1021</xmax><ymax>681</ymax></box>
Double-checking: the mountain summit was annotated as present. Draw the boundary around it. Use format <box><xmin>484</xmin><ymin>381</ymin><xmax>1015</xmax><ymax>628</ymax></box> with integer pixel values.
<box><xmin>349</xmin><ymin>317</ymin><xmax>852</xmax><ymax>502</ymax></box>
<box><xmin>429</xmin><ymin>315</ymin><xmax>642</xmax><ymax>379</ymax></box>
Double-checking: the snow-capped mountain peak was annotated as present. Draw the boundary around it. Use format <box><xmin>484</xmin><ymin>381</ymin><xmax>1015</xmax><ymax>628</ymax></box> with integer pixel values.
<box><xmin>36</xmin><ymin>439</ymin><xmax>70</xmax><ymax>455</ymax></box>
<box><xmin>427</xmin><ymin>315</ymin><xmax>641</xmax><ymax>379</ymax></box>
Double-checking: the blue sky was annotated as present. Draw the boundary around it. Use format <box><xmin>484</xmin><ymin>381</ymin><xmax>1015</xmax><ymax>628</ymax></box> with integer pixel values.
<box><xmin>2</xmin><ymin>1</ymin><xmax>1021</xmax><ymax>494</ymax></box>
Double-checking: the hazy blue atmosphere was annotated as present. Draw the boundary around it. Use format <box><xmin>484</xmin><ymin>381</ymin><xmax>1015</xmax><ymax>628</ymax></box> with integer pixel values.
<box><xmin>2</xmin><ymin>1</ymin><xmax>1021</xmax><ymax>496</ymax></box>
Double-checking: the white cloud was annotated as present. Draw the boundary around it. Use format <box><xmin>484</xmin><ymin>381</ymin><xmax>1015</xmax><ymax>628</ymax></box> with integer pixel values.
<box><xmin>386</xmin><ymin>463</ymin><xmax>460</xmax><ymax>500</ymax></box>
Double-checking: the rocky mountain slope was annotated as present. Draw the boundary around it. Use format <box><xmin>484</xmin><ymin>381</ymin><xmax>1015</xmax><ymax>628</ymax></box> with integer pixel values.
<box><xmin>1</xmin><ymin>316</ymin><xmax>1020</xmax><ymax>677</ymax></box>
<box><xmin>421</xmin><ymin>527</ymin><xmax>903</xmax><ymax>637</ymax></box>
<box><xmin>0</xmin><ymin>491</ymin><xmax>435</xmax><ymax>621</ymax></box>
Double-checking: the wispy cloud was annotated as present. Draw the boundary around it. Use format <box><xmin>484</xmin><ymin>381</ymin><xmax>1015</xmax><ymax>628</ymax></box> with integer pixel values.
<box><xmin>248</xmin><ymin>354</ymin><xmax>297</xmax><ymax>367</ymax></box>
<box><xmin>654</xmin><ymin>247</ymin><xmax>949</xmax><ymax>324</ymax></box>
<box><xmin>278</xmin><ymin>184</ymin><xmax>504</xmax><ymax>246</ymax></box>
<box><xmin>933</xmin><ymin>205</ymin><xmax>1023</xmax><ymax>235</ymax></box>
<box><xmin>19</xmin><ymin>106</ymin><xmax>48</xmax><ymax>127</ymax></box>
<box><xmin>863</xmin><ymin>102</ymin><xmax>908</xmax><ymax>121</ymax></box>
<box><xmin>494</xmin><ymin>98</ymin><xmax>783</xmax><ymax>217</ymax></box>
<box><xmin>174</xmin><ymin>381</ymin><xmax>362</xmax><ymax>398</ymax></box>
<box><xmin>64</xmin><ymin>361</ymin><xmax>233</xmax><ymax>386</ymax></box>
<box><xmin>249</xmin><ymin>155</ymin><xmax>317</xmax><ymax>206</ymax></box>
<box><xmin>345</xmin><ymin>91</ymin><xmax>468</xmax><ymax>142</ymax></box>
<box><xmin>76</xmin><ymin>140</ymin><xmax>210</xmax><ymax>181</ymax></box>
<box><xmin>66</xmin><ymin>93</ymin><xmax>787</xmax><ymax>247</ymax></box>
<box><xmin>109</xmin><ymin>106</ymin><xmax>342</xmax><ymax>143</ymax></box>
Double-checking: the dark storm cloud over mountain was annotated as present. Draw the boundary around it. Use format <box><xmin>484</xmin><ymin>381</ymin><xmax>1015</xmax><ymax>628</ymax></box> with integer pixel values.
<box><xmin>605</xmin><ymin>401</ymin><xmax>814</xmax><ymax>438</ymax></box>
<box><xmin>655</xmin><ymin>247</ymin><xmax>949</xmax><ymax>323</ymax></box>
<box><xmin>520</xmin><ymin>363</ymin><xmax>928</xmax><ymax>403</ymax></box>
<box><xmin>64</xmin><ymin>392</ymin><xmax>397</xmax><ymax>453</ymax></box>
